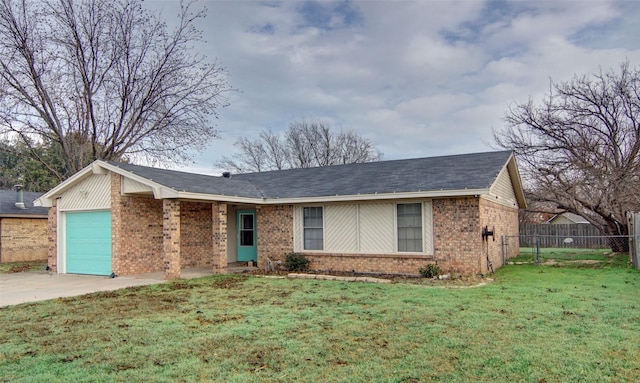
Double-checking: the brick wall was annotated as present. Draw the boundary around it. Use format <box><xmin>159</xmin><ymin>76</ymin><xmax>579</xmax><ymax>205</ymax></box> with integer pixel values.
<box><xmin>303</xmin><ymin>252</ymin><xmax>435</xmax><ymax>275</ymax></box>
<box><xmin>111</xmin><ymin>174</ymin><xmax>164</xmax><ymax>275</ymax></box>
<box><xmin>47</xmin><ymin>204</ymin><xmax>57</xmax><ymax>272</ymax></box>
<box><xmin>479</xmin><ymin>197</ymin><xmax>520</xmax><ymax>270</ymax></box>
<box><xmin>256</xmin><ymin>205</ymin><xmax>294</xmax><ymax>268</ymax></box>
<box><xmin>180</xmin><ymin>201</ymin><xmax>213</xmax><ymax>268</ymax></box>
<box><xmin>432</xmin><ymin>197</ymin><xmax>483</xmax><ymax>274</ymax></box>
<box><xmin>212</xmin><ymin>202</ymin><xmax>228</xmax><ymax>273</ymax></box>
<box><xmin>0</xmin><ymin>217</ymin><xmax>48</xmax><ymax>262</ymax></box>
<box><xmin>111</xmin><ymin>175</ymin><xmax>219</xmax><ymax>276</ymax></box>
<box><xmin>162</xmin><ymin>199</ymin><xmax>181</xmax><ymax>279</ymax></box>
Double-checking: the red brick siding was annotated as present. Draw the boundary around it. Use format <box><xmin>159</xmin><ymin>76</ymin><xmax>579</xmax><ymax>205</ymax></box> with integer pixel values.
<box><xmin>162</xmin><ymin>199</ymin><xmax>181</xmax><ymax>279</ymax></box>
<box><xmin>180</xmin><ymin>201</ymin><xmax>213</xmax><ymax>268</ymax></box>
<box><xmin>303</xmin><ymin>252</ymin><xmax>435</xmax><ymax>275</ymax></box>
<box><xmin>111</xmin><ymin>174</ymin><xmax>164</xmax><ymax>275</ymax></box>
<box><xmin>479</xmin><ymin>197</ymin><xmax>520</xmax><ymax>270</ymax></box>
<box><xmin>256</xmin><ymin>205</ymin><xmax>294</xmax><ymax>268</ymax></box>
<box><xmin>212</xmin><ymin>202</ymin><xmax>228</xmax><ymax>273</ymax></box>
<box><xmin>432</xmin><ymin>197</ymin><xmax>483</xmax><ymax>274</ymax></box>
<box><xmin>47</xmin><ymin>204</ymin><xmax>57</xmax><ymax>272</ymax></box>
<box><xmin>0</xmin><ymin>217</ymin><xmax>48</xmax><ymax>263</ymax></box>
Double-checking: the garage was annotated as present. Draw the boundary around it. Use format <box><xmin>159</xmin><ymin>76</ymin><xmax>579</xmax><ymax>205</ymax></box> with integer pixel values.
<box><xmin>65</xmin><ymin>210</ymin><xmax>112</xmax><ymax>275</ymax></box>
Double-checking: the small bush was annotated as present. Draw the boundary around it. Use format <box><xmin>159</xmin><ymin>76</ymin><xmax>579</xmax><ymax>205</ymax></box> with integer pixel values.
<box><xmin>285</xmin><ymin>253</ymin><xmax>310</xmax><ymax>272</ymax></box>
<box><xmin>419</xmin><ymin>263</ymin><xmax>441</xmax><ymax>278</ymax></box>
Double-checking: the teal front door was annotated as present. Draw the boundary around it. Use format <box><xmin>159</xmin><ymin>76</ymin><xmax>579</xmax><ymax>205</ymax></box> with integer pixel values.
<box><xmin>66</xmin><ymin>211</ymin><xmax>112</xmax><ymax>275</ymax></box>
<box><xmin>237</xmin><ymin>210</ymin><xmax>257</xmax><ymax>262</ymax></box>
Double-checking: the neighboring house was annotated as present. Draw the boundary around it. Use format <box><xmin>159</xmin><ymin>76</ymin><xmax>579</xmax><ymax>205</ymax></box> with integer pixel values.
<box><xmin>36</xmin><ymin>151</ymin><xmax>526</xmax><ymax>279</ymax></box>
<box><xmin>0</xmin><ymin>188</ymin><xmax>49</xmax><ymax>263</ymax></box>
<box><xmin>547</xmin><ymin>212</ymin><xmax>590</xmax><ymax>225</ymax></box>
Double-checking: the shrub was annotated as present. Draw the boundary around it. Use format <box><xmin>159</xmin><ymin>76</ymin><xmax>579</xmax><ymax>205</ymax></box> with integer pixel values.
<box><xmin>284</xmin><ymin>253</ymin><xmax>310</xmax><ymax>272</ymax></box>
<box><xmin>419</xmin><ymin>263</ymin><xmax>441</xmax><ymax>278</ymax></box>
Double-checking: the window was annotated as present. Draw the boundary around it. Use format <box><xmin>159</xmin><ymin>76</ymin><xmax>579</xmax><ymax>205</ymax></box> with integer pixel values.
<box><xmin>239</xmin><ymin>213</ymin><xmax>254</xmax><ymax>246</ymax></box>
<box><xmin>397</xmin><ymin>203</ymin><xmax>423</xmax><ymax>252</ymax></box>
<box><xmin>303</xmin><ymin>206</ymin><xmax>323</xmax><ymax>250</ymax></box>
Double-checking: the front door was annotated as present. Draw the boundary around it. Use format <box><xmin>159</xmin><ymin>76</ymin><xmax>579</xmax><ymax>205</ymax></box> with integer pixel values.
<box><xmin>237</xmin><ymin>210</ymin><xmax>257</xmax><ymax>262</ymax></box>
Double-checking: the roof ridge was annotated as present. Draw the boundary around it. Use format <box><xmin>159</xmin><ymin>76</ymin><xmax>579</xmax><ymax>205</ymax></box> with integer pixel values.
<box><xmin>233</xmin><ymin>150</ymin><xmax>513</xmax><ymax>177</ymax></box>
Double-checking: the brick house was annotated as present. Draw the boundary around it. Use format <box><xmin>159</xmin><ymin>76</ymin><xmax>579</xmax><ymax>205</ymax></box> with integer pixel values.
<box><xmin>0</xmin><ymin>187</ymin><xmax>48</xmax><ymax>262</ymax></box>
<box><xmin>36</xmin><ymin>151</ymin><xmax>525</xmax><ymax>279</ymax></box>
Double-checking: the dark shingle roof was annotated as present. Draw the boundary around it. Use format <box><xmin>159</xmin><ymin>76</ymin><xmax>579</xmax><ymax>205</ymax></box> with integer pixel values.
<box><xmin>0</xmin><ymin>189</ymin><xmax>48</xmax><ymax>217</ymax></box>
<box><xmin>107</xmin><ymin>151</ymin><xmax>513</xmax><ymax>200</ymax></box>
<box><xmin>106</xmin><ymin>162</ymin><xmax>265</xmax><ymax>198</ymax></box>
<box><xmin>234</xmin><ymin>150</ymin><xmax>513</xmax><ymax>198</ymax></box>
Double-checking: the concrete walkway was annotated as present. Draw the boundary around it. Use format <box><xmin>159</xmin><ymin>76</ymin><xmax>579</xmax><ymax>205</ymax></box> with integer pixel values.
<box><xmin>0</xmin><ymin>267</ymin><xmax>252</xmax><ymax>308</ymax></box>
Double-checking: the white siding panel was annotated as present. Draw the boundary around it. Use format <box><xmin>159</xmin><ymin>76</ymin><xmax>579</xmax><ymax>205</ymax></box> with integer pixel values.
<box><xmin>423</xmin><ymin>200</ymin><xmax>434</xmax><ymax>255</ymax></box>
<box><xmin>227</xmin><ymin>206</ymin><xmax>238</xmax><ymax>262</ymax></box>
<box><xmin>359</xmin><ymin>203</ymin><xmax>394</xmax><ymax>253</ymax></box>
<box><xmin>293</xmin><ymin>206</ymin><xmax>303</xmax><ymax>252</ymax></box>
<box><xmin>325</xmin><ymin>204</ymin><xmax>358</xmax><ymax>252</ymax></box>
<box><xmin>58</xmin><ymin>174</ymin><xmax>111</xmax><ymax>211</ymax></box>
<box><xmin>122</xmin><ymin>177</ymin><xmax>153</xmax><ymax>194</ymax></box>
<box><xmin>490</xmin><ymin>167</ymin><xmax>518</xmax><ymax>205</ymax></box>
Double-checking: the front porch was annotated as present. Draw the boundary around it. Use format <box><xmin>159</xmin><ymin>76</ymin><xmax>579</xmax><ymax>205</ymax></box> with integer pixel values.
<box><xmin>158</xmin><ymin>199</ymin><xmax>264</xmax><ymax>279</ymax></box>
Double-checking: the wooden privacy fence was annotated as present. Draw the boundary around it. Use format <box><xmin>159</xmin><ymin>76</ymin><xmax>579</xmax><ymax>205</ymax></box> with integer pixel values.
<box><xmin>519</xmin><ymin>223</ymin><xmax>610</xmax><ymax>248</ymax></box>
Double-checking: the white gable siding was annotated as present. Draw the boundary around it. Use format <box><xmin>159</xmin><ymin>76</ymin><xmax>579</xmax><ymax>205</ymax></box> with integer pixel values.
<box><xmin>423</xmin><ymin>200</ymin><xmax>434</xmax><ymax>255</ymax></box>
<box><xmin>488</xmin><ymin>166</ymin><xmax>518</xmax><ymax>207</ymax></box>
<box><xmin>58</xmin><ymin>174</ymin><xmax>111</xmax><ymax>211</ymax></box>
<box><xmin>293</xmin><ymin>206</ymin><xmax>304</xmax><ymax>252</ymax></box>
<box><xmin>325</xmin><ymin>204</ymin><xmax>358</xmax><ymax>252</ymax></box>
<box><xmin>122</xmin><ymin>177</ymin><xmax>153</xmax><ymax>194</ymax></box>
<box><xmin>359</xmin><ymin>203</ymin><xmax>395</xmax><ymax>253</ymax></box>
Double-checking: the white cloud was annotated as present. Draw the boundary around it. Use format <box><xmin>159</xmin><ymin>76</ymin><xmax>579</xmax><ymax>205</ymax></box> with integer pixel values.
<box><xmin>144</xmin><ymin>0</ymin><xmax>640</xmax><ymax>171</ymax></box>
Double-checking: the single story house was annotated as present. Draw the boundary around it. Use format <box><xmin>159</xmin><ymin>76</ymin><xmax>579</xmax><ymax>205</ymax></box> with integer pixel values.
<box><xmin>0</xmin><ymin>187</ymin><xmax>49</xmax><ymax>262</ymax></box>
<box><xmin>36</xmin><ymin>150</ymin><xmax>525</xmax><ymax>279</ymax></box>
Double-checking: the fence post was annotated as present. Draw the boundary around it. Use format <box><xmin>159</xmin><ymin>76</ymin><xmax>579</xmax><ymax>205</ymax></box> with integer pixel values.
<box><xmin>534</xmin><ymin>233</ymin><xmax>541</xmax><ymax>265</ymax></box>
<box><xmin>630</xmin><ymin>212</ymin><xmax>640</xmax><ymax>270</ymax></box>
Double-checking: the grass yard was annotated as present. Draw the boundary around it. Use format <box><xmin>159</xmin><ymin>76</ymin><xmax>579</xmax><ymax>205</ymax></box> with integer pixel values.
<box><xmin>1</xmin><ymin>260</ymin><xmax>639</xmax><ymax>382</ymax></box>
<box><xmin>510</xmin><ymin>247</ymin><xmax>628</xmax><ymax>266</ymax></box>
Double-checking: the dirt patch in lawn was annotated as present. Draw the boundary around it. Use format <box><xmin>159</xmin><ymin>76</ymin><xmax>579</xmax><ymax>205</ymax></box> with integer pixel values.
<box><xmin>541</xmin><ymin>260</ymin><xmax>603</xmax><ymax>266</ymax></box>
<box><xmin>0</xmin><ymin>260</ymin><xmax>47</xmax><ymax>274</ymax></box>
<box><xmin>249</xmin><ymin>268</ymin><xmax>492</xmax><ymax>287</ymax></box>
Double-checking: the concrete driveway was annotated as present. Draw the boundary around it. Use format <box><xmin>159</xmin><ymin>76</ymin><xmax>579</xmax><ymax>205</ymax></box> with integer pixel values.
<box><xmin>0</xmin><ymin>268</ymin><xmax>215</xmax><ymax>307</ymax></box>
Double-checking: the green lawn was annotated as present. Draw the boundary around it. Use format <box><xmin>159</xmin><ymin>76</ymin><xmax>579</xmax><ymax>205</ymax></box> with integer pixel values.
<box><xmin>1</xmin><ymin>261</ymin><xmax>639</xmax><ymax>382</ymax></box>
<box><xmin>510</xmin><ymin>247</ymin><xmax>629</xmax><ymax>266</ymax></box>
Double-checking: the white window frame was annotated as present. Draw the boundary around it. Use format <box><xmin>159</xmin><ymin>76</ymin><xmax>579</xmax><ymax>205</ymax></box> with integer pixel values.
<box><xmin>303</xmin><ymin>206</ymin><xmax>324</xmax><ymax>250</ymax></box>
<box><xmin>395</xmin><ymin>202</ymin><xmax>424</xmax><ymax>253</ymax></box>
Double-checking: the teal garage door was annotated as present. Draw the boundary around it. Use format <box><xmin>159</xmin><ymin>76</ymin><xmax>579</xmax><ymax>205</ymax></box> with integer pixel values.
<box><xmin>66</xmin><ymin>211</ymin><xmax>112</xmax><ymax>275</ymax></box>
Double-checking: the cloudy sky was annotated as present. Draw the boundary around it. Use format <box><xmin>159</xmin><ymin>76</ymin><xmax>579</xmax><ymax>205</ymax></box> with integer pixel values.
<box><xmin>146</xmin><ymin>0</ymin><xmax>640</xmax><ymax>175</ymax></box>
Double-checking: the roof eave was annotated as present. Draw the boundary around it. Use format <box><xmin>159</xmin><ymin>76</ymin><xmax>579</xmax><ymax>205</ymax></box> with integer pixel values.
<box><xmin>0</xmin><ymin>214</ymin><xmax>48</xmax><ymax>218</ymax></box>
<box><xmin>35</xmin><ymin>160</ymin><xmax>182</xmax><ymax>206</ymax></box>
<box><xmin>35</xmin><ymin>163</ymin><xmax>98</xmax><ymax>207</ymax></box>
<box><xmin>167</xmin><ymin>189</ymin><xmax>492</xmax><ymax>205</ymax></box>
<box><xmin>175</xmin><ymin>191</ymin><xmax>264</xmax><ymax>204</ymax></box>
<box><xmin>506</xmin><ymin>153</ymin><xmax>527</xmax><ymax>209</ymax></box>
<box><xmin>260</xmin><ymin>188</ymin><xmax>491</xmax><ymax>205</ymax></box>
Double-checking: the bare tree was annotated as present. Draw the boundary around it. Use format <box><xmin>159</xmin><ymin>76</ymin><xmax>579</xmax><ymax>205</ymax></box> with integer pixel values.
<box><xmin>218</xmin><ymin>120</ymin><xmax>382</xmax><ymax>173</ymax></box>
<box><xmin>495</xmin><ymin>62</ymin><xmax>640</xmax><ymax>251</ymax></box>
<box><xmin>0</xmin><ymin>0</ymin><xmax>232</xmax><ymax>181</ymax></box>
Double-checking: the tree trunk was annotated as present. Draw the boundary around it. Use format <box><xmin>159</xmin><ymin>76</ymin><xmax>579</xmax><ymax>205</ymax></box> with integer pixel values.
<box><xmin>603</xmin><ymin>221</ymin><xmax>629</xmax><ymax>253</ymax></box>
